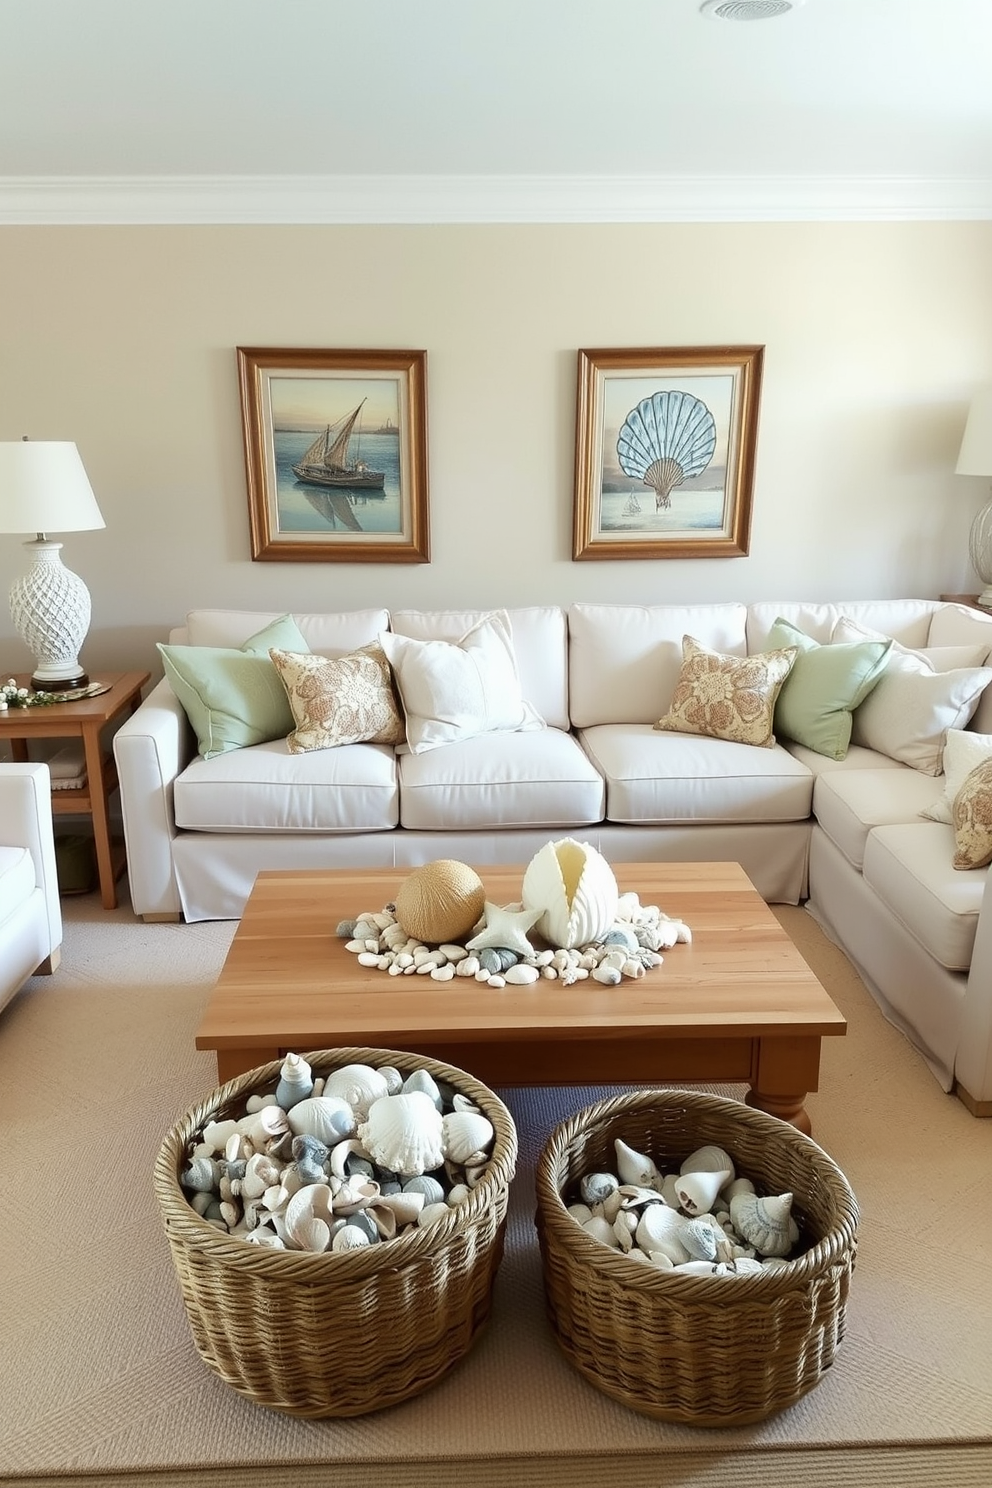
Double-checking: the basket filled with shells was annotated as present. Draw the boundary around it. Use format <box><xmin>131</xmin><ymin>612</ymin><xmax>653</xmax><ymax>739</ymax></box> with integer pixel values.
<box><xmin>534</xmin><ymin>1088</ymin><xmax>858</xmax><ymax>1427</ymax></box>
<box><xmin>154</xmin><ymin>1046</ymin><xmax>517</xmax><ymax>1418</ymax></box>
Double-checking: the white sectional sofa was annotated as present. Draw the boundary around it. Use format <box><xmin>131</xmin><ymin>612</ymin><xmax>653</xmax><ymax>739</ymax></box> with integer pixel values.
<box><xmin>113</xmin><ymin>599</ymin><xmax>992</xmax><ymax>1112</ymax></box>
<box><xmin>0</xmin><ymin>762</ymin><xmax>62</xmax><ymax>1017</ymax></box>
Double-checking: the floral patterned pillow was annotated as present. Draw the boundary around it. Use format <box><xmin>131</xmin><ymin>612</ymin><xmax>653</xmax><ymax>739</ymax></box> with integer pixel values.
<box><xmin>654</xmin><ymin>634</ymin><xmax>799</xmax><ymax>749</ymax></box>
<box><xmin>951</xmin><ymin>757</ymin><xmax>992</xmax><ymax>870</ymax></box>
<box><xmin>270</xmin><ymin>643</ymin><xmax>405</xmax><ymax>753</ymax></box>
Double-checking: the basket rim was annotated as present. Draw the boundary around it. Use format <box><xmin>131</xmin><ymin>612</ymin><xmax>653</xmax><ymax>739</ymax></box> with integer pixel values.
<box><xmin>154</xmin><ymin>1044</ymin><xmax>519</xmax><ymax>1277</ymax></box>
<box><xmin>535</xmin><ymin>1086</ymin><xmax>858</xmax><ymax>1295</ymax></box>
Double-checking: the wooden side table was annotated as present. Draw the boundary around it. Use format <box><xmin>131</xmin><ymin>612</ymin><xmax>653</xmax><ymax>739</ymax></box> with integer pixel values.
<box><xmin>939</xmin><ymin>593</ymin><xmax>992</xmax><ymax>614</ymax></box>
<box><xmin>0</xmin><ymin>670</ymin><xmax>150</xmax><ymax>910</ymax></box>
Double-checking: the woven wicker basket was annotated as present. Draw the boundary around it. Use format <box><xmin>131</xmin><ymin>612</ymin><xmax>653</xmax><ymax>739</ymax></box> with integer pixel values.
<box><xmin>154</xmin><ymin>1046</ymin><xmax>518</xmax><ymax>1418</ymax></box>
<box><xmin>535</xmin><ymin>1088</ymin><xmax>858</xmax><ymax>1427</ymax></box>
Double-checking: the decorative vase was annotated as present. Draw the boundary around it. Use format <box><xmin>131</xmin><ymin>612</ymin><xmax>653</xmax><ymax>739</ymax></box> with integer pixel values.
<box><xmin>521</xmin><ymin>838</ymin><xmax>619</xmax><ymax>949</ymax></box>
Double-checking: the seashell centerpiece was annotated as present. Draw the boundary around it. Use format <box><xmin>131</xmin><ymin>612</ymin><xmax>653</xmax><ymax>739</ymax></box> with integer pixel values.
<box><xmin>521</xmin><ymin>838</ymin><xmax>620</xmax><ymax>950</ymax></box>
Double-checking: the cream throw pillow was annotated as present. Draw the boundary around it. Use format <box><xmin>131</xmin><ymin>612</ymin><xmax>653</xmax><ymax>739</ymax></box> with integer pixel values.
<box><xmin>951</xmin><ymin>758</ymin><xmax>992</xmax><ymax>870</ymax></box>
<box><xmin>378</xmin><ymin>611</ymin><xmax>544</xmax><ymax>754</ymax></box>
<box><xmin>921</xmin><ymin>728</ymin><xmax>992</xmax><ymax>824</ymax></box>
<box><xmin>270</xmin><ymin>643</ymin><xmax>405</xmax><ymax>753</ymax></box>
<box><xmin>832</xmin><ymin>616</ymin><xmax>992</xmax><ymax>774</ymax></box>
<box><xmin>654</xmin><ymin>634</ymin><xmax>798</xmax><ymax>749</ymax></box>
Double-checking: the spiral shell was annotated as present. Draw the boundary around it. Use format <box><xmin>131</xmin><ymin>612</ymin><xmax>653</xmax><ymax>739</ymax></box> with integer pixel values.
<box><xmin>321</xmin><ymin>1063</ymin><xmax>390</xmax><ymax>1119</ymax></box>
<box><xmin>729</xmin><ymin>1190</ymin><xmax>798</xmax><ymax>1258</ymax></box>
<box><xmin>394</xmin><ymin>860</ymin><xmax>486</xmax><ymax>944</ymax></box>
<box><xmin>616</xmin><ymin>389</ymin><xmax>717</xmax><ymax>509</ymax></box>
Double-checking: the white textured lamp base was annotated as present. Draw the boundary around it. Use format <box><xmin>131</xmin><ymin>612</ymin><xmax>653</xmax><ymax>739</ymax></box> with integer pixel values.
<box><xmin>9</xmin><ymin>538</ymin><xmax>91</xmax><ymax>689</ymax></box>
<box><xmin>969</xmin><ymin>499</ymin><xmax>992</xmax><ymax>610</ymax></box>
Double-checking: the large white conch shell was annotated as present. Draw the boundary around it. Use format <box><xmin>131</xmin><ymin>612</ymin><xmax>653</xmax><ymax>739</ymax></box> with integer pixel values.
<box><xmin>521</xmin><ymin>838</ymin><xmax>619</xmax><ymax>949</ymax></box>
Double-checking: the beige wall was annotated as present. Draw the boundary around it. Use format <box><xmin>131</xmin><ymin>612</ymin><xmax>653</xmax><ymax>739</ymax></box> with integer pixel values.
<box><xmin>1</xmin><ymin>221</ymin><xmax>990</xmax><ymax>677</ymax></box>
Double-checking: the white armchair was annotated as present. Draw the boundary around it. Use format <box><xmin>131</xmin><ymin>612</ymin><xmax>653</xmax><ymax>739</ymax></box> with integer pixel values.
<box><xmin>0</xmin><ymin>763</ymin><xmax>62</xmax><ymax>1016</ymax></box>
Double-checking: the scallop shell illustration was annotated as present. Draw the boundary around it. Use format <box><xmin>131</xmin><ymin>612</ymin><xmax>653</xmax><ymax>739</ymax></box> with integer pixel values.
<box><xmin>394</xmin><ymin>860</ymin><xmax>487</xmax><ymax>944</ymax></box>
<box><xmin>521</xmin><ymin>838</ymin><xmax>619</xmax><ymax>949</ymax></box>
<box><xmin>616</xmin><ymin>389</ymin><xmax>717</xmax><ymax>511</ymax></box>
<box><xmin>357</xmin><ymin>1091</ymin><xmax>445</xmax><ymax>1176</ymax></box>
<box><xmin>321</xmin><ymin>1063</ymin><xmax>390</xmax><ymax>1119</ymax></box>
<box><xmin>729</xmin><ymin>1190</ymin><xmax>798</xmax><ymax>1258</ymax></box>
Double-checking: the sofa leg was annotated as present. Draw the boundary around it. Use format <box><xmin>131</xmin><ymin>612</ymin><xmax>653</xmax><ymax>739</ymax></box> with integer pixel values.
<box><xmin>954</xmin><ymin>1082</ymin><xmax>992</xmax><ymax>1118</ymax></box>
<box><xmin>35</xmin><ymin>947</ymin><xmax>61</xmax><ymax>976</ymax></box>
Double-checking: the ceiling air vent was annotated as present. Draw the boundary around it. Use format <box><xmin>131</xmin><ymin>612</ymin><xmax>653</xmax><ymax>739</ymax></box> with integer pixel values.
<box><xmin>699</xmin><ymin>0</ymin><xmax>805</xmax><ymax>18</ymax></box>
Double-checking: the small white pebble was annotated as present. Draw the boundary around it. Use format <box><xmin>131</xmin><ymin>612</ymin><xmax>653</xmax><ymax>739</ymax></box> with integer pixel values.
<box><xmin>439</xmin><ymin>943</ymin><xmax>468</xmax><ymax>961</ymax></box>
<box><xmin>504</xmin><ymin>963</ymin><xmax>540</xmax><ymax>984</ymax></box>
<box><xmin>430</xmin><ymin>963</ymin><xmax>456</xmax><ymax>981</ymax></box>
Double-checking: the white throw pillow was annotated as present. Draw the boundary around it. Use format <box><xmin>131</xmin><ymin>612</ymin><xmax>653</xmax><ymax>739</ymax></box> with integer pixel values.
<box><xmin>379</xmin><ymin>611</ymin><xmax>544</xmax><ymax>754</ymax></box>
<box><xmin>831</xmin><ymin>616</ymin><xmax>992</xmax><ymax>774</ymax></box>
<box><xmin>921</xmin><ymin>728</ymin><xmax>992</xmax><ymax>824</ymax></box>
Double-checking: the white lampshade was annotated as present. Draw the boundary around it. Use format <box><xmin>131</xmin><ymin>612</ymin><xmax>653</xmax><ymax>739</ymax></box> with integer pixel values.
<box><xmin>0</xmin><ymin>440</ymin><xmax>105</xmax><ymax>534</ymax></box>
<box><xmin>956</xmin><ymin>388</ymin><xmax>992</xmax><ymax>609</ymax></box>
<box><xmin>0</xmin><ymin>440</ymin><xmax>105</xmax><ymax>689</ymax></box>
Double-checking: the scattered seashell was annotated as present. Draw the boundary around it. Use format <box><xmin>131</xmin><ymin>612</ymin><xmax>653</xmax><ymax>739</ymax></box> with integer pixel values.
<box><xmin>580</xmin><ymin>1171</ymin><xmax>619</xmax><ymax>1206</ymax></box>
<box><xmin>635</xmin><ymin>1204</ymin><xmax>691</xmax><ymax>1265</ymax></box>
<box><xmin>275</xmin><ymin>1052</ymin><xmax>314</xmax><ymax>1110</ymax></box>
<box><xmin>332</xmin><ymin>1223</ymin><xmax>371</xmax><ymax>1252</ymax></box>
<box><xmin>583</xmin><ymin>1215</ymin><xmax>622</xmax><ymax>1248</ymax></box>
<box><xmin>729</xmin><ymin>1190</ymin><xmax>798</xmax><ymax>1258</ymax></box>
<box><xmin>401</xmin><ymin>1068</ymin><xmax>443</xmax><ymax>1109</ymax></box>
<box><xmin>441</xmin><ymin>1109</ymin><xmax>495</xmax><ymax>1164</ymax></box>
<box><xmin>358</xmin><ymin>1091</ymin><xmax>445</xmax><ymax>1176</ymax></box>
<box><xmin>321</xmin><ymin>1063</ymin><xmax>390</xmax><ymax>1119</ymax></box>
<box><xmin>286</xmin><ymin>1096</ymin><xmax>356</xmax><ymax>1145</ymax></box>
<box><xmin>680</xmin><ymin>1144</ymin><xmax>736</xmax><ymax>1185</ymax></box>
<box><xmin>674</xmin><ymin>1168</ymin><xmax>731</xmax><ymax>1216</ymax></box>
<box><xmin>614</xmin><ymin>1138</ymin><xmax>661</xmax><ymax>1188</ymax></box>
<box><xmin>418</xmin><ymin>1201</ymin><xmax>451</xmax><ymax>1227</ymax></box>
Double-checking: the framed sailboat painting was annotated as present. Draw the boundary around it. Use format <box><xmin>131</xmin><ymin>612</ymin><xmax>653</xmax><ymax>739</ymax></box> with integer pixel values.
<box><xmin>572</xmin><ymin>345</ymin><xmax>763</xmax><ymax>560</ymax></box>
<box><xmin>237</xmin><ymin>347</ymin><xmax>430</xmax><ymax>562</ymax></box>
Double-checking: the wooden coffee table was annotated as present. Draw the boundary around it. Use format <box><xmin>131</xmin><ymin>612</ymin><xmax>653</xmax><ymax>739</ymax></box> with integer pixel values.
<box><xmin>196</xmin><ymin>861</ymin><xmax>845</xmax><ymax>1132</ymax></box>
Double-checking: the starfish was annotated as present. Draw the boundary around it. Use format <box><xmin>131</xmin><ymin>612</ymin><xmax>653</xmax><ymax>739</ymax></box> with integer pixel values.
<box><xmin>465</xmin><ymin>901</ymin><xmax>543</xmax><ymax>957</ymax></box>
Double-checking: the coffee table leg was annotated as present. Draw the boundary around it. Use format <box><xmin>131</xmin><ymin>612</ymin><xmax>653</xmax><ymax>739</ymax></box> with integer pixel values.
<box><xmin>746</xmin><ymin>1035</ymin><xmax>821</xmax><ymax>1135</ymax></box>
<box><xmin>214</xmin><ymin>1047</ymin><xmax>281</xmax><ymax>1083</ymax></box>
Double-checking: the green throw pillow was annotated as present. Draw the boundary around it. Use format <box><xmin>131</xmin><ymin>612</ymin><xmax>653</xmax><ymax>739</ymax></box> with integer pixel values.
<box><xmin>766</xmin><ymin>617</ymin><xmax>891</xmax><ymax>760</ymax></box>
<box><xmin>159</xmin><ymin>614</ymin><xmax>310</xmax><ymax>759</ymax></box>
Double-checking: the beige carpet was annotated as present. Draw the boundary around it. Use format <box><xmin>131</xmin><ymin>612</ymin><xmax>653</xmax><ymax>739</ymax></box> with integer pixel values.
<box><xmin>1</xmin><ymin>887</ymin><xmax>991</xmax><ymax>1488</ymax></box>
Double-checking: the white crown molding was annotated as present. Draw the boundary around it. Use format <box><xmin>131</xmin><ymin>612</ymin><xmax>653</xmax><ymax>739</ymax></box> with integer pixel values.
<box><xmin>1</xmin><ymin>173</ymin><xmax>990</xmax><ymax>224</ymax></box>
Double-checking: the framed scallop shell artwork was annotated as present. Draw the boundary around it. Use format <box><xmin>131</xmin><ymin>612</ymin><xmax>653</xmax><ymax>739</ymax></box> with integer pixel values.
<box><xmin>572</xmin><ymin>345</ymin><xmax>763</xmax><ymax>560</ymax></box>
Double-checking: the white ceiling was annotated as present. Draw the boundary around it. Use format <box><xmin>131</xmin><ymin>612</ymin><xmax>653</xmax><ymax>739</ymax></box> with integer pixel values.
<box><xmin>1</xmin><ymin>0</ymin><xmax>991</xmax><ymax>222</ymax></box>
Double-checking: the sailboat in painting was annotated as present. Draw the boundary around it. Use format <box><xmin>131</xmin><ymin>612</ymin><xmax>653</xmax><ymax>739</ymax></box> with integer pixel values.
<box><xmin>292</xmin><ymin>399</ymin><xmax>386</xmax><ymax>492</ymax></box>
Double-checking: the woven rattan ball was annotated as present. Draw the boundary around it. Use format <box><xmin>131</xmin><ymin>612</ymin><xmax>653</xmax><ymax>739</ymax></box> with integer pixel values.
<box><xmin>394</xmin><ymin>860</ymin><xmax>486</xmax><ymax>944</ymax></box>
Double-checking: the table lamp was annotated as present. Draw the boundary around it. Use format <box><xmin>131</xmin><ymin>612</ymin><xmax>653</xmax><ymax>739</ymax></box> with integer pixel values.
<box><xmin>0</xmin><ymin>438</ymin><xmax>106</xmax><ymax>689</ymax></box>
<box><xmin>956</xmin><ymin>386</ymin><xmax>992</xmax><ymax>609</ymax></box>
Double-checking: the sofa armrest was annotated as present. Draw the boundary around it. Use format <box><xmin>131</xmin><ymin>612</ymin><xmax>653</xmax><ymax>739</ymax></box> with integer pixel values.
<box><xmin>954</xmin><ymin>863</ymin><xmax>992</xmax><ymax>1109</ymax></box>
<box><xmin>113</xmin><ymin>678</ymin><xmax>192</xmax><ymax>919</ymax></box>
<box><xmin>0</xmin><ymin>762</ymin><xmax>62</xmax><ymax>960</ymax></box>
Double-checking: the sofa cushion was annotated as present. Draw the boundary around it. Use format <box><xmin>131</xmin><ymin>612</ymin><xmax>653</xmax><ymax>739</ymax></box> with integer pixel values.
<box><xmin>654</xmin><ymin>635</ymin><xmax>797</xmax><ymax>748</ymax></box>
<box><xmin>395</xmin><ymin>728</ymin><xmax>604</xmax><ymax>832</ymax></box>
<box><xmin>863</xmin><ymin>822</ymin><xmax>985</xmax><ymax>971</ymax></box>
<box><xmin>832</xmin><ymin>614</ymin><xmax>992</xmax><ymax>773</ymax></box>
<box><xmin>766</xmin><ymin>616</ymin><xmax>890</xmax><ymax>760</ymax></box>
<box><xmin>270</xmin><ymin>644</ymin><xmax>405</xmax><ymax>753</ymax></box>
<box><xmin>747</xmin><ymin>599</ymin><xmax>939</xmax><ymax>652</ymax></box>
<box><xmin>922</xmin><ymin>728</ymin><xmax>992</xmax><ymax>824</ymax></box>
<box><xmin>568</xmin><ymin>602</ymin><xmax>749</xmax><ymax>729</ymax></box>
<box><xmin>951</xmin><ymin>758</ymin><xmax>992</xmax><ymax>870</ymax></box>
<box><xmin>812</xmin><ymin>768</ymin><xmax>945</xmax><ymax>872</ymax></box>
<box><xmin>380</xmin><ymin>612</ymin><xmax>544</xmax><ymax>754</ymax></box>
<box><xmin>578</xmin><ymin>724</ymin><xmax>812</xmax><ymax>824</ymax></box>
<box><xmin>158</xmin><ymin>613</ymin><xmax>309</xmax><ymax>760</ymax></box>
<box><xmin>184</xmin><ymin>608</ymin><xmax>390</xmax><ymax>656</ymax></box>
<box><xmin>926</xmin><ymin>604</ymin><xmax>992</xmax><ymax>734</ymax></box>
<box><xmin>389</xmin><ymin>607</ymin><xmax>568</xmax><ymax>731</ymax></box>
<box><xmin>173</xmin><ymin>739</ymin><xmax>398</xmax><ymax>833</ymax></box>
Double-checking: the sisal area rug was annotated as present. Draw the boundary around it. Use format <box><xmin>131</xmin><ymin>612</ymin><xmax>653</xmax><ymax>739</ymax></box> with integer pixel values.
<box><xmin>1</xmin><ymin>888</ymin><xmax>990</xmax><ymax>1488</ymax></box>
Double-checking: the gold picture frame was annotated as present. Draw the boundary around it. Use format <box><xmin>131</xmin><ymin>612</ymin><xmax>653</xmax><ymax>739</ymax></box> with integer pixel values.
<box><xmin>572</xmin><ymin>345</ymin><xmax>764</xmax><ymax>560</ymax></box>
<box><xmin>237</xmin><ymin>347</ymin><xmax>430</xmax><ymax>563</ymax></box>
